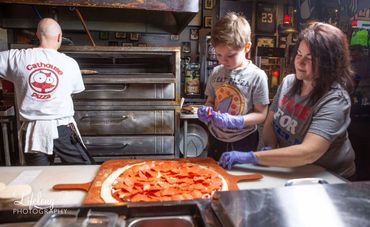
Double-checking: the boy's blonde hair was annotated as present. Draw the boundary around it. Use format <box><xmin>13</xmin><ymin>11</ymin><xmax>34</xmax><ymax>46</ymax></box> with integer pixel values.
<box><xmin>211</xmin><ymin>12</ymin><xmax>251</xmax><ymax>49</ymax></box>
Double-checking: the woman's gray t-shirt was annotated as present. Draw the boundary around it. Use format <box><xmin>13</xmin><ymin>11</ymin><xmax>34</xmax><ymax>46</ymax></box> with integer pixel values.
<box><xmin>270</xmin><ymin>74</ymin><xmax>355</xmax><ymax>177</ymax></box>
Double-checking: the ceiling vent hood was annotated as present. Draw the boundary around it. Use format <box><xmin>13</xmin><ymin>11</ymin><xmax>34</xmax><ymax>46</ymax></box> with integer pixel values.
<box><xmin>0</xmin><ymin>0</ymin><xmax>199</xmax><ymax>34</ymax></box>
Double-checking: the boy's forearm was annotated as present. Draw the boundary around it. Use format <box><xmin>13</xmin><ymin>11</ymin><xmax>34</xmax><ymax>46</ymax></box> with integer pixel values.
<box><xmin>243</xmin><ymin>104</ymin><xmax>268</xmax><ymax>125</ymax></box>
<box><xmin>243</xmin><ymin>112</ymin><xmax>267</xmax><ymax>125</ymax></box>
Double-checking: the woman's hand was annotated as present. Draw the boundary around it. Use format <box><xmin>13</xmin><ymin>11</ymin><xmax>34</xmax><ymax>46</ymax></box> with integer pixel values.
<box><xmin>218</xmin><ymin>151</ymin><xmax>257</xmax><ymax>169</ymax></box>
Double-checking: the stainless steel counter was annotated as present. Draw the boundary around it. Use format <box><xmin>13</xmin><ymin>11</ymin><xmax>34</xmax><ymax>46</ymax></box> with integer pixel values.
<box><xmin>212</xmin><ymin>181</ymin><xmax>370</xmax><ymax>227</ymax></box>
<box><xmin>0</xmin><ymin>163</ymin><xmax>345</xmax><ymax>207</ymax></box>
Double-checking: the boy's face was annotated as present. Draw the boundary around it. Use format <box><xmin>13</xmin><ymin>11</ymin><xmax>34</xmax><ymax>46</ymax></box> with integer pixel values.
<box><xmin>214</xmin><ymin>44</ymin><xmax>248</xmax><ymax>70</ymax></box>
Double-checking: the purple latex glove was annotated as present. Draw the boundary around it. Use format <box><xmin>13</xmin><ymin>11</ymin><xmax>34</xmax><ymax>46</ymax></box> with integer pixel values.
<box><xmin>197</xmin><ymin>105</ymin><xmax>213</xmax><ymax>123</ymax></box>
<box><xmin>218</xmin><ymin>151</ymin><xmax>257</xmax><ymax>170</ymax></box>
<box><xmin>211</xmin><ymin>111</ymin><xmax>245</xmax><ymax>129</ymax></box>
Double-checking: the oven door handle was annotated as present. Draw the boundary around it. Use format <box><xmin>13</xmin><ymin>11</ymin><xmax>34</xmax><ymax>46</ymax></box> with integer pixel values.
<box><xmin>84</xmin><ymin>84</ymin><xmax>128</xmax><ymax>92</ymax></box>
<box><xmin>86</xmin><ymin>143</ymin><xmax>128</xmax><ymax>150</ymax></box>
<box><xmin>80</xmin><ymin>115</ymin><xmax>128</xmax><ymax>122</ymax></box>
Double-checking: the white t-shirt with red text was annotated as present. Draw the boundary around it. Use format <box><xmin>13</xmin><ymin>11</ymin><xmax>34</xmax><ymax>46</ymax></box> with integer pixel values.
<box><xmin>0</xmin><ymin>48</ymin><xmax>84</xmax><ymax>121</ymax></box>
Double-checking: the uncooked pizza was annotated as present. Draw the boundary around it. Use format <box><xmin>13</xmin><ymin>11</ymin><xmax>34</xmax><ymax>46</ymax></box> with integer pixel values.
<box><xmin>101</xmin><ymin>160</ymin><xmax>228</xmax><ymax>203</ymax></box>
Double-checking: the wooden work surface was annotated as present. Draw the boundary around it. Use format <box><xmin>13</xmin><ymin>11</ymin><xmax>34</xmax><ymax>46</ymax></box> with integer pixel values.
<box><xmin>53</xmin><ymin>157</ymin><xmax>263</xmax><ymax>204</ymax></box>
<box><xmin>0</xmin><ymin>163</ymin><xmax>345</xmax><ymax>207</ymax></box>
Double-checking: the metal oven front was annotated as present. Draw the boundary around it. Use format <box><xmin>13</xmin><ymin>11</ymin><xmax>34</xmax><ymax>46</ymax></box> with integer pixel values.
<box><xmin>62</xmin><ymin>46</ymin><xmax>181</xmax><ymax>162</ymax></box>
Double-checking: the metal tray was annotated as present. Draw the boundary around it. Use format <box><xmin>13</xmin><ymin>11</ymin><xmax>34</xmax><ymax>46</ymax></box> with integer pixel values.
<box><xmin>0</xmin><ymin>200</ymin><xmax>220</xmax><ymax>227</ymax></box>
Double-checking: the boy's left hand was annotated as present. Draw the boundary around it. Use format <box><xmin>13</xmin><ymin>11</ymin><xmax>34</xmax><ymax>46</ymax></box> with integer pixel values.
<box><xmin>211</xmin><ymin>111</ymin><xmax>245</xmax><ymax>129</ymax></box>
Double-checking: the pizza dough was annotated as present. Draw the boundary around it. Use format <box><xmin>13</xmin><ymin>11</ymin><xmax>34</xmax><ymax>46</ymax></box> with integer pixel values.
<box><xmin>0</xmin><ymin>184</ymin><xmax>32</xmax><ymax>200</ymax></box>
<box><xmin>101</xmin><ymin>161</ymin><xmax>228</xmax><ymax>203</ymax></box>
<box><xmin>0</xmin><ymin>182</ymin><xmax>5</xmax><ymax>192</ymax></box>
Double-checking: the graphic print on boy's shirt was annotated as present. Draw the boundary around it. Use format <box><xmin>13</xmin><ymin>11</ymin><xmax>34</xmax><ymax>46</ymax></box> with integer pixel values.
<box><xmin>26</xmin><ymin>62</ymin><xmax>63</xmax><ymax>100</ymax></box>
<box><xmin>273</xmin><ymin>95</ymin><xmax>312</xmax><ymax>145</ymax></box>
<box><xmin>215</xmin><ymin>84</ymin><xmax>246</xmax><ymax>115</ymax></box>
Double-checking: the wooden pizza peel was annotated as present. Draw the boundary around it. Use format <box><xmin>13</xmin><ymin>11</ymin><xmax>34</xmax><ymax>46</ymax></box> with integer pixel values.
<box><xmin>53</xmin><ymin>157</ymin><xmax>263</xmax><ymax>204</ymax></box>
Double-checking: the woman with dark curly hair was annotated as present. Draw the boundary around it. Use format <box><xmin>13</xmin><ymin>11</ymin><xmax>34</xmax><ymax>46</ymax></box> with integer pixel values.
<box><xmin>219</xmin><ymin>22</ymin><xmax>356</xmax><ymax>179</ymax></box>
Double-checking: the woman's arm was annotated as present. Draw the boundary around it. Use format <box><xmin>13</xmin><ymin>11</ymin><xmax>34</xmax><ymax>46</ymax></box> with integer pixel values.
<box><xmin>262</xmin><ymin>110</ymin><xmax>277</xmax><ymax>148</ymax></box>
<box><xmin>255</xmin><ymin>132</ymin><xmax>330</xmax><ymax>167</ymax></box>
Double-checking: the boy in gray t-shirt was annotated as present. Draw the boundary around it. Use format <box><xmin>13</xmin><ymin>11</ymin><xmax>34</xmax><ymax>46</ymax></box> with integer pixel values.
<box><xmin>197</xmin><ymin>12</ymin><xmax>269</xmax><ymax>161</ymax></box>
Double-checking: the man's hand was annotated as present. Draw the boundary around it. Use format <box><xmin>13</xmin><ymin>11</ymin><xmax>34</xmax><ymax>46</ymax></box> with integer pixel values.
<box><xmin>212</xmin><ymin>111</ymin><xmax>245</xmax><ymax>129</ymax></box>
<box><xmin>197</xmin><ymin>106</ymin><xmax>213</xmax><ymax>123</ymax></box>
<box><xmin>218</xmin><ymin>151</ymin><xmax>257</xmax><ymax>169</ymax></box>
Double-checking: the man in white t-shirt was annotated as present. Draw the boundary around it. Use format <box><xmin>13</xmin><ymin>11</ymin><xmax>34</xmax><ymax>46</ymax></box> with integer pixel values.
<box><xmin>0</xmin><ymin>18</ymin><xmax>94</xmax><ymax>165</ymax></box>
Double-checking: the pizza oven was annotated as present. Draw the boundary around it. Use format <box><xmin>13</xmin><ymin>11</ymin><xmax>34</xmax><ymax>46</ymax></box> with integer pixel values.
<box><xmin>60</xmin><ymin>46</ymin><xmax>181</xmax><ymax>162</ymax></box>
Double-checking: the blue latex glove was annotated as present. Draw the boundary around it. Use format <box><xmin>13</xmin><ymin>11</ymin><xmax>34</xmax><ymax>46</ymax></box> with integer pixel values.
<box><xmin>218</xmin><ymin>151</ymin><xmax>257</xmax><ymax>170</ymax></box>
<box><xmin>197</xmin><ymin>105</ymin><xmax>213</xmax><ymax>123</ymax></box>
<box><xmin>211</xmin><ymin>111</ymin><xmax>245</xmax><ymax>129</ymax></box>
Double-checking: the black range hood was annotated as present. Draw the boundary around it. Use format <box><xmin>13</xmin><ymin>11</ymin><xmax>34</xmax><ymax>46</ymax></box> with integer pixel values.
<box><xmin>0</xmin><ymin>0</ymin><xmax>199</xmax><ymax>34</ymax></box>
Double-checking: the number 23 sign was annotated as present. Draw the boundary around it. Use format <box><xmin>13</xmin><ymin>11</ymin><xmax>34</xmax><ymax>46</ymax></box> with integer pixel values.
<box><xmin>256</xmin><ymin>3</ymin><xmax>276</xmax><ymax>33</ymax></box>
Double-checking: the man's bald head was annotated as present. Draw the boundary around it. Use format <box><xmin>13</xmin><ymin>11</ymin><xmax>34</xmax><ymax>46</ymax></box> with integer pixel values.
<box><xmin>36</xmin><ymin>18</ymin><xmax>62</xmax><ymax>50</ymax></box>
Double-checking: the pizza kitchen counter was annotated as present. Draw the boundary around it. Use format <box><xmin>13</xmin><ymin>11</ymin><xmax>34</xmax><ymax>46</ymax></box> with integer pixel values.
<box><xmin>0</xmin><ymin>163</ymin><xmax>346</xmax><ymax>207</ymax></box>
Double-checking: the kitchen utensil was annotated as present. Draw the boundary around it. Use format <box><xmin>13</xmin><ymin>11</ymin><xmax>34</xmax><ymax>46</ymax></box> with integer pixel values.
<box><xmin>179</xmin><ymin>124</ymin><xmax>208</xmax><ymax>157</ymax></box>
